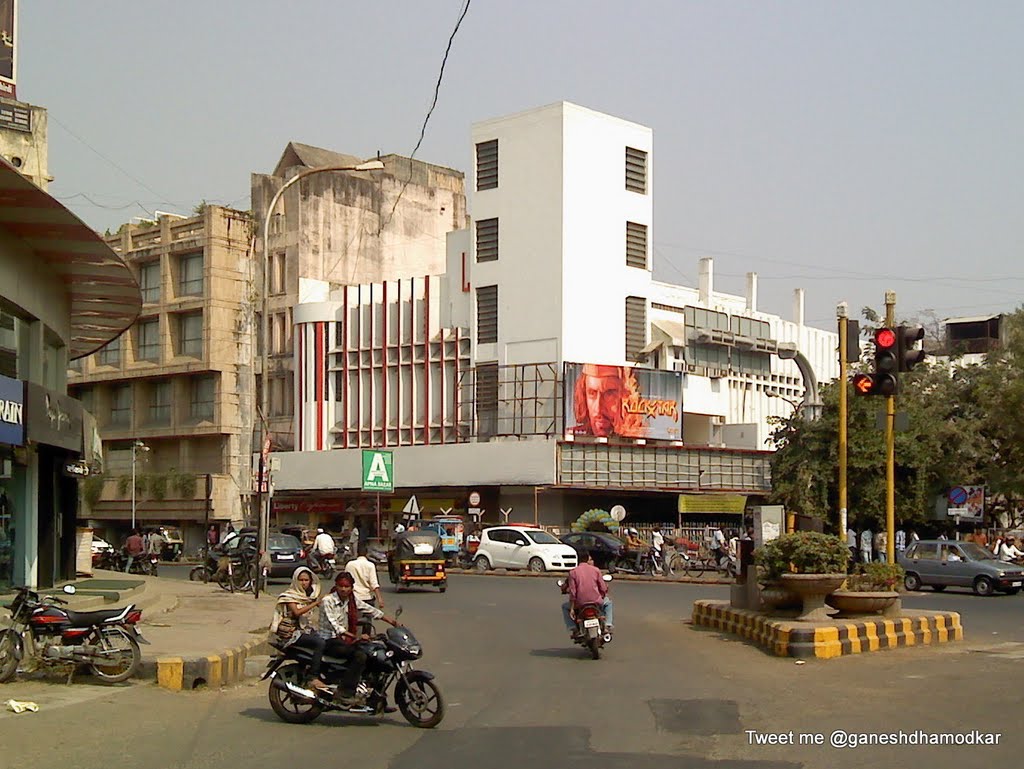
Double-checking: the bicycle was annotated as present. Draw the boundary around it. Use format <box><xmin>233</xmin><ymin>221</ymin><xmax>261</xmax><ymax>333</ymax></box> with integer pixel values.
<box><xmin>678</xmin><ymin>547</ymin><xmax>737</xmax><ymax>579</ymax></box>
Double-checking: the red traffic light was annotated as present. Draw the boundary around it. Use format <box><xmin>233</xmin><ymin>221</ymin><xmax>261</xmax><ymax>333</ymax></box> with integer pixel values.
<box><xmin>874</xmin><ymin>328</ymin><xmax>897</xmax><ymax>349</ymax></box>
<box><xmin>852</xmin><ymin>373</ymin><xmax>874</xmax><ymax>395</ymax></box>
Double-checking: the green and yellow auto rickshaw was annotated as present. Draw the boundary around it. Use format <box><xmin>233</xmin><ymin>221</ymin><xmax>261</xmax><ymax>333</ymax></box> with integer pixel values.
<box><xmin>388</xmin><ymin>530</ymin><xmax>447</xmax><ymax>593</ymax></box>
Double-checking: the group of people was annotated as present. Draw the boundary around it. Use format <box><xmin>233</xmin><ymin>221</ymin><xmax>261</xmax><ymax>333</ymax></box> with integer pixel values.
<box><xmin>269</xmin><ymin>542</ymin><xmax>391</xmax><ymax>708</ymax></box>
<box><xmin>121</xmin><ymin>528</ymin><xmax>166</xmax><ymax>572</ymax></box>
<box><xmin>845</xmin><ymin>527</ymin><xmax>919</xmax><ymax>564</ymax></box>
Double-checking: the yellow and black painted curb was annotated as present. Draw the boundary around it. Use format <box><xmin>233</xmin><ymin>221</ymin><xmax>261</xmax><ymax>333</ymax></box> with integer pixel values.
<box><xmin>692</xmin><ymin>600</ymin><xmax>963</xmax><ymax>659</ymax></box>
<box><xmin>155</xmin><ymin>638</ymin><xmax>268</xmax><ymax>691</ymax></box>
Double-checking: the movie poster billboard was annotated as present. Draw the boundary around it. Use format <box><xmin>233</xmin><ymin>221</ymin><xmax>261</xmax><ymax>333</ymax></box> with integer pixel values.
<box><xmin>564</xmin><ymin>363</ymin><xmax>683</xmax><ymax>441</ymax></box>
<box><xmin>0</xmin><ymin>1</ymin><xmax>15</xmax><ymax>99</ymax></box>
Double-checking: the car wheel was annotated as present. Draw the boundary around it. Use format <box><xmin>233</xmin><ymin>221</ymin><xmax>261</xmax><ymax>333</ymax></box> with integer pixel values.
<box><xmin>932</xmin><ymin>584</ymin><xmax>946</xmax><ymax>592</ymax></box>
<box><xmin>474</xmin><ymin>556</ymin><xmax>490</xmax><ymax>572</ymax></box>
<box><xmin>528</xmin><ymin>557</ymin><xmax>545</xmax><ymax>573</ymax></box>
<box><xmin>974</xmin><ymin>576</ymin><xmax>995</xmax><ymax>597</ymax></box>
<box><xmin>904</xmin><ymin>573</ymin><xmax>922</xmax><ymax>591</ymax></box>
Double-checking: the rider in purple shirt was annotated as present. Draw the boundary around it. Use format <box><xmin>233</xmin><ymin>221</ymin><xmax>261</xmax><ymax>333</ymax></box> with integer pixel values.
<box><xmin>561</xmin><ymin>551</ymin><xmax>614</xmax><ymax>637</ymax></box>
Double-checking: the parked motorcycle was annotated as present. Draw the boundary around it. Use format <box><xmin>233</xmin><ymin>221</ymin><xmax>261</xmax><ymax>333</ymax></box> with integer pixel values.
<box><xmin>558</xmin><ymin>574</ymin><xmax>614</xmax><ymax>660</ymax></box>
<box><xmin>263</xmin><ymin>608</ymin><xmax>444</xmax><ymax>728</ymax></box>
<box><xmin>0</xmin><ymin>584</ymin><xmax>147</xmax><ymax>684</ymax></box>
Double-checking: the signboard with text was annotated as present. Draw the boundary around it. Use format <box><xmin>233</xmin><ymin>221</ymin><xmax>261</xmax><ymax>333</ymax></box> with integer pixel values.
<box><xmin>564</xmin><ymin>363</ymin><xmax>682</xmax><ymax>441</ymax></box>
<box><xmin>0</xmin><ymin>1</ymin><xmax>16</xmax><ymax>99</ymax></box>
<box><xmin>362</xmin><ymin>450</ymin><xmax>394</xmax><ymax>492</ymax></box>
<box><xmin>0</xmin><ymin>373</ymin><xmax>24</xmax><ymax>446</ymax></box>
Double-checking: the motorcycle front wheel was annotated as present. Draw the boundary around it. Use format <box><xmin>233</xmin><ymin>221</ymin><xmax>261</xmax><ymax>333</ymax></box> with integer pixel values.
<box><xmin>395</xmin><ymin>674</ymin><xmax>445</xmax><ymax>728</ymax></box>
<box><xmin>0</xmin><ymin>629</ymin><xmax>20</xmax><ymax>682</ymax></box>
<box><xmin>89</xmin><ymin>627</ymin><xmax>141</xmax><ymax>684</ymax></box>
<box><xmin>189</xmin><ymin>565</ymin><xmax>210</xmax><ymax>582</ymax></box>
<box><xmin>268</xmin><ymin>663</ymin><xmax>324</xmax><ymax>724</ymax></box>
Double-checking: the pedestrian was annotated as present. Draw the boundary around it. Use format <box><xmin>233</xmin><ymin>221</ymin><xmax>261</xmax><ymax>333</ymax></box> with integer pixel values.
<box><xmin>874</xmin><ymin>529</ymin><xmax>887</xmax><ymax>562</ymax></box>
<box><xmin>895</xmin><ymin>528</ymin><xmax>906</xmax><ymax>554</ymax></box>
<box><xmin>859</xmin><ymin>526</ymin><xmax>873</xmax><ymax>564</ymax></box>
<box><xmin>207</xmin><ymin>524</ymin><xmax>219</xmax><ymax>548</ymax></box>
<box><xmin>349</xmin><ymin>523</ymin><xmax>360</xmax><ymax>552</ymax></box>
<box><xmin>975</xmin><ymin>528</ymin><xmax>989</xmax><ymax>549</ymax></box>
<box><xmin>124</xmin><ymin>529</ymin><xmax>144</xmax><ymax>573</ymax></box>
<box><xmin>345</xmin><ymin>543</ymin><xmax>383</xmax><ymax>608</ymax></box>
<box><xmin>846</xmin><ymin>528</ymin><xmax>857</xmax><ymax>565</ymax></box>
<box><xmin>148</xmin><ymin>527</ymin><xmax>165</xmax><ymax>559</ymax></box>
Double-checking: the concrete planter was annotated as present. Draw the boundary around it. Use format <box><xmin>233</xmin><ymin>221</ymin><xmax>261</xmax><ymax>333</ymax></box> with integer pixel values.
<box><xmin>758</xmin><ymin>584</ymin><xmax>801</xmax><ymax>612</ymax></box>
<box><xmin>779</xmin><ymin>573</ymin><xmax>847</xmax><ymax>622</ymax></box>
<box><xmin>826</xmin><ymin>590</ymin><xmax>900</xmax><ymax>617</ymax></box>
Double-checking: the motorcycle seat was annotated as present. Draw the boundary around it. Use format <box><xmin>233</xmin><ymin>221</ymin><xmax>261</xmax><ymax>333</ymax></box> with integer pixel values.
<box><xmin>63</xmin><ymin>605</ymin><xmax>134</xmax><ymax>626</ymax></box>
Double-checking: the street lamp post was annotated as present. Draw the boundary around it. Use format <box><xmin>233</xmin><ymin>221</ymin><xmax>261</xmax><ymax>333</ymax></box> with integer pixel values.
<box><xmin>130</xmin><ymin>439</ymin><xmax>149</xmax><ymax>530</ymax></box>
<box><xmin>765</xmin><ymin>389</ymin><xmax>802</xmax><ymax>414</ymax></box>
<box><xmin>256</xmin><ymin>159</ymin><xmax>385</xmax><ymax>586</ymax></box>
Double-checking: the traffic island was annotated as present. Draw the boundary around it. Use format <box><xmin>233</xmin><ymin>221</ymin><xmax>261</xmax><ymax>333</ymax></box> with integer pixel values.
<box><xmin>150</xmin><ymin>638</ymin><xmax>269</xmax><ymax>691</ymax></box>
<box><xmin>692</xmin><ymin>599</ymin><xmax>963</xmax><ymax>659</ymax></box>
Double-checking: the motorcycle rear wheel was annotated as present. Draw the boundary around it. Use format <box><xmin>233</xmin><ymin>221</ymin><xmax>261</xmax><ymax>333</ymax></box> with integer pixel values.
<box><xmin>395</xmin><ymin>675</ymin><xmax>445</xmax><ymax>728</ymax></box>
<box><xmin>189</xmin><ymin>565</ymin><xmax>211</xmax><ymax>582</ymax></box>
<box><xmin>588</xmin><ymin>636</ymin><xmax>601</xmax><ymax>660</ymax></box>
<box><xmin>0</xmin><ymin>629</ymin><xmax>19</xmax><ymax>682</ymax></box>
<box><xmin>89</xmin><ymin>627</ymin><xmax>141</xmax><ymax>684</ymax></box>
<box><xmin>269</xmin><ymin>663</ymin><xmax>324</xmax><ymax>724</ymax></box>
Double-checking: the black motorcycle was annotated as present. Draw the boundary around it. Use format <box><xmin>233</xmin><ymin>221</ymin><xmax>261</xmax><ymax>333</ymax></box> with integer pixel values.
<box><xmin>0</xmin><ymin>584</ymin><xmax>148</xmax><ymax>684</ymax></box>
<box><xmin>558</xmin><ymin>575</ymin><xmax>614</xmax><ymax>660</ymax></box>
<box><xmin>262</xmin><ymin>609</ymin><xmax>444</xmax><ymax>728</ymax></box>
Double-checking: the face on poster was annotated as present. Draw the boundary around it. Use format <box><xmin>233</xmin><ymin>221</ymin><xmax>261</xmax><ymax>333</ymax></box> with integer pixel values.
<box><xmin>565</xmin><ymin>363</ymin><xmax>682</xmax><ymax>440</ymax></box>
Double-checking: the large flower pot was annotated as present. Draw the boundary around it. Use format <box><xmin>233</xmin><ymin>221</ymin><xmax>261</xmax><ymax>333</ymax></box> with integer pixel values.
<box><xmin>779</xmin><ymin>573</ymin><xmax>847</xmax><ymax>622</ymax></box>
<box><xmin>758</xmin><ymin>584</ymin><xmax>802</xmax><ymax>613</ymax></box>
<box><xmin>825</xmin><ymin>590</ymin><xmax>900</xmax><ymax>617</ymax></box>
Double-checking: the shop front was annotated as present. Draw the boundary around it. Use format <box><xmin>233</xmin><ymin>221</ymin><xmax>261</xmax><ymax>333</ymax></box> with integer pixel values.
<box><xmin>0</xmin><ymin>373</ymin><xmax>25</xmax><ymax>589</ymax></box>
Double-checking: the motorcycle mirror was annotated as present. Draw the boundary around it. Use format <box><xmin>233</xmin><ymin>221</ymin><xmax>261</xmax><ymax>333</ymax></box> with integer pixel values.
<box><xmin>602</xmin><ymin>574</ymin><xmax>613</xmax><ymax>583</ymax></box>
<box><xmin>395</xmin><ymin>606</ymin><xmax>403</xmax><ymax>619</ymax></box>
<box><xmin>63</xmin><ymin>584</ymin><xmax>77</xmax><ymax>595</ymax></box>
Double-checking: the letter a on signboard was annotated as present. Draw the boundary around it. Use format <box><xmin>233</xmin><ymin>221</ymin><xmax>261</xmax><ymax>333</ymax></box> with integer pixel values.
<box><xmin>367</xmin><ymin>453</ymin><xmax>389</xmax><ymax>484</ymax></box>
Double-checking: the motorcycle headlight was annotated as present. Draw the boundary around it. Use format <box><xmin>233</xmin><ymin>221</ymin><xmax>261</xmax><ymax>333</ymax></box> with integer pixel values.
<box><xmin>407</xmin><ymin>645</ymin><xmax>422</xmax><ymax>657</ymax></box>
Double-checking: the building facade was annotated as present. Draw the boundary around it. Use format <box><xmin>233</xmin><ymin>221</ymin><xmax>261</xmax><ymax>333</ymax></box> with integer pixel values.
<box><xmin>0</xmin><ymin>96</ymin><xmax>50</xmax><ymax>190</ymax></box>
<box><xmin>251</xmin><ymin>143</ymin><xmax>467</xmax><ymax>454</ymax></box>
<box><xmin>67</xmin><ymin>206</ymin><xmax>254</xmax><ymax>551</ymax></box>
<box><xmin>0</xmin><ymin>157</ymin><xmax>139</xmax><ymax>589</ymax></box>
<box><xmin>270</xmin><ymin>103</ymin><xmax>839</xmax><ymax>536</ymax></box>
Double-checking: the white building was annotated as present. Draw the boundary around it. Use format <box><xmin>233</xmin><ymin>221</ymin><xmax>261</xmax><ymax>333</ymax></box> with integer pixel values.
<box><xmin>272</xmin><ymin>102</ymin><xmax>838</xmax><ymax>533</ymax></box>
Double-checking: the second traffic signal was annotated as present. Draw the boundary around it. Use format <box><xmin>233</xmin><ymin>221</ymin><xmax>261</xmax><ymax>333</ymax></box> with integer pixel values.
<box><xmin>897</xmin><ymin>325</ymin><xmax>926</xmax><ymax>372</ymax></box>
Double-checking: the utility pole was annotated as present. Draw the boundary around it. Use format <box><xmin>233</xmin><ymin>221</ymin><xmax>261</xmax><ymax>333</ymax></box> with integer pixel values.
<box><xmin>884</xmin><ymin>291</ymin><xmax>896</xmax><ymax>564</ymax></box>
<box><xmin>837</xmin><ymin>303</ymin><xmax>849</xmax><ymax>540</ymax></box>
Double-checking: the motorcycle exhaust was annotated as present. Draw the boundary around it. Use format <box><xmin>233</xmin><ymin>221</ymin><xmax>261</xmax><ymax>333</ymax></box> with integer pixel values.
<box><xmin>271</xmin><ymin>678</ymin><xmax>316</xmax><ymax>702</ymax></box>
<box><xmin>603</xmin><ymin>634</ymin><xmax>613</xmax><ymax>644</ymax></box>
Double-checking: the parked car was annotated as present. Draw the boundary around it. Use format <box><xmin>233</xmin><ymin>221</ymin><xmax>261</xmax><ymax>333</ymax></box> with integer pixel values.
<box><xmin>265</xmin><ymin>533</ymin><xmax>305</xmax><ymax>578</ymax></box>
<box><xmin>898</xmin><ymin>540</ymin><xmax>1024</xmax><ymax>596</ymax></box>
<box><xmin>91</xmin><ymin>536</ymin><xmax>115</xmax><ymax>566</ymax></box>
<box><xmin>474</xmin><ymin>526</ymin><xmax>578</xmax><ymax>573</ymax></box>
<box><xmin>559</xmin><ymin>531</ymin><xmax>626</xmax><ymax>570</ymax></box>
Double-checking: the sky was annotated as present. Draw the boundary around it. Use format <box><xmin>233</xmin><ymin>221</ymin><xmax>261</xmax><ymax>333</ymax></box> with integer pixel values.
<box><xmin>17</xmin><ymin>1</ymin><xmax>1024</xmax><ymax>332</ymax></box>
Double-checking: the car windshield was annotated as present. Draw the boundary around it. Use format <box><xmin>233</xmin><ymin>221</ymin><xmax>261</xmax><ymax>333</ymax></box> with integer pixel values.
<box><xmin>960</xmin><ymin>542</ymin><xmax>997</xmax><ymax>561</ymax></box>
<box><xmin>526</xmin><ymin>530</ymin><xmax>560</xmax><ymax>545</ymax></box>
<box><xmin>269</xmin><ymin>534</ymin><xmax>299</xmax><ymax>551</ymax></box>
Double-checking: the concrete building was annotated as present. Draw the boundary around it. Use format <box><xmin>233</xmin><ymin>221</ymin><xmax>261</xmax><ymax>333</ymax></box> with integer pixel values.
<box><xmin>251</xmin><ymin>143</ymin><xmax>468</xmax><ymax>453</ymax></box>
<box><xmin>67</xmin><ymin>206</ymin><xmax>254</xmax><ymax>551</ymax></box>
<box><xmin>0</xmin><ymin>97</ymin><xmax>51</xmax><ymax>190</ymax></box>
<box><xmin>0</xmin><ymin>157</ymin><xmax>139</xmax><ymax>589</ymax></box>
<box><xmin>269</xmin><ymin>103</ymin><xmax>839</xmax><ymax>536</ymax></box>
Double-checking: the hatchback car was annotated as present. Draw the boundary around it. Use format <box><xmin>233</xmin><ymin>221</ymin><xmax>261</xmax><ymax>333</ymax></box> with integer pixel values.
<box><xmin>559</xmin><ymin>531</ymin><xmax>626</xmax><ymax>570</ymax></box>
<box><xmin>898</xmin><ymin>540</ymin><xmax>1024</xmax><ymax>596</ymax></box>
<box><xmin>474</xmin><ymin>526</ymin><xmax>578</xmax><ymax>572</ymax></box>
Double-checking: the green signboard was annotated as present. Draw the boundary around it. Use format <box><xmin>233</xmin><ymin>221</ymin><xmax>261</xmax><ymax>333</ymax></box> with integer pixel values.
<box><xmin>361</xmin><ymin>450</ymin><xmax>394</xmax><ymax>492</ymax></box>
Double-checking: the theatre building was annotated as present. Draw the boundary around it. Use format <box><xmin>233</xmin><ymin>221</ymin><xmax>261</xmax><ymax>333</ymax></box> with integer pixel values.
<box><xmin>270</xmin><ymin>103</ymin><xmax>837</xmax><ymax>536</ymax></box>
<box><xmin>0</xmin><ymin>158</ymin><xmax>140</xmax><ymax>588</ymax></box>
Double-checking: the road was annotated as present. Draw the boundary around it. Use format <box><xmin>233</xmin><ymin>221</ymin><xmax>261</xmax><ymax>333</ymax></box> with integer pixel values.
<box><xmin>5</xmin><ymin>574</ymin><xmax>1024</xmax><ymax>768</ymax></box>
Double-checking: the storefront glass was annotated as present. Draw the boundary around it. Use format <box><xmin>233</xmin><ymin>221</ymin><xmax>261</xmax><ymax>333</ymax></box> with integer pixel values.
<box><xmin>0</xmin><ymin>461</ymin><xmax>26</xmax><ymax>591</ymax></box>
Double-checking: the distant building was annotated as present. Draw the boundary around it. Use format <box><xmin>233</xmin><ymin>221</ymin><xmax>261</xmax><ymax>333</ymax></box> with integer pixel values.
<box><xmin>0</xmin><ymin>97</ymin><xmax>51</xmax><ymax>190</ymax></box>
<box><xmin>269</xmin><ymin>103</ymin><xmax>838</xmax><ymax>535</ymax></box>
<box><xmin>943</xmin><ymin>314</ymin><xmax>1005</xmax><ymax>362</ymax></box>
<box><xmin>68</xmin><ymin>207</ymin><xmax>254</xmax><ymax>550</ymax></box>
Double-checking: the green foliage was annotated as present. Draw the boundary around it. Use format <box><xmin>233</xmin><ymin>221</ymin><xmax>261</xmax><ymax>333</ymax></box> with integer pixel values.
<box><xmin>145</xmin><ymin>473</ymin><xmax>167</xmax><ymax>501</ymax></box>
<box><xmin>192</xmin><ymin>200</ymin><xmax>209</xmax><ymax>216</ymax></box>
<box><xmin>117</xmin><ymin>475</ymin><xmax>130</xmax><ymax>497</ymax></box>
<box><xmin>846</xmin><ymin>562</ymin><xmax>905</xmax><ymax>592</ymax></box>
<box><xmin>83</xmin><ymin>475</ymin><xmax>105</xmax><ymax>510</ymax></box>
<box><xmin>754</xmin><ymin>532</ymin><xmax>850</xmax><ymax>581</ymax></box>
<box><xmin>167</xmin><ymin>469</ymin><xmax>197</xmax><ymax>499</ymax></box>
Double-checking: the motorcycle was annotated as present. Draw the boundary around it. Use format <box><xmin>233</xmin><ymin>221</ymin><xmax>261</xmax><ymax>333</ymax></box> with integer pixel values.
<box><xmin>558</xmin><ymin>574</ymin><xmax>614</xmax><ymax>660</ymax></box>
<box><xmin>262</xmin><ymin>608</ymin><xmax>444</xmax><ymax>728</ymax></box>
<box><xmin>0</xmin><ymin>584</ymin><xmax>148</xmax><ymax>684</ymax></box>
<box><xmin>307</xmin><ymin>550</ymin><xmax>337</xmax><ymax>576</ymax></box>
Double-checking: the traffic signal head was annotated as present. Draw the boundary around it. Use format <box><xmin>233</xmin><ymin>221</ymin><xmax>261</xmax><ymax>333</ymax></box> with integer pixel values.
<box><xmin>851</xmin><ymin>371</ymin><xmax>897</xmax><ymax>397</ymax></box>
<box><xmin>870</xmin><ymin>327</ymin><xmax>899</xmax><ymax>395</ymax></box>
<box><xmin>898</xmin><ymin>325</ymin><xmax>926</xmax><ymax>372</ymax></box>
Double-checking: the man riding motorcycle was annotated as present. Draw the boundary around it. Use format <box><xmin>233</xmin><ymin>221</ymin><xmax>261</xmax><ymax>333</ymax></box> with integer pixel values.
<box><xmin>561</xmin><ymin>550</ymin><xmax>614</xmax><ymax>639</ymax></box>
<box><xmin>312</xmin><ymin>528</ymin><xmax>336</xmax><ymax>572</ymax></box>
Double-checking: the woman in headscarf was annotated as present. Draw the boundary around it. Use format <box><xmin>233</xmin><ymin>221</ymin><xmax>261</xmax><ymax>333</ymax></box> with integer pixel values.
<box><xmin>271</xmin><ymin>566</ymin><xmax>329</xmax><ymax>693</ymax></box>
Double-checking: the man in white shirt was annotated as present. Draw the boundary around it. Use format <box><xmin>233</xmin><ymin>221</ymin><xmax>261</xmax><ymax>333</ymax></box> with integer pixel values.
<box><xmin>312</xmin><ymin>528</ymin><xmax>336</xmax><ymax>571</ymax></box>
<box><xmin>860</xmin><ymin>528</ymin><xmax>873</xmax><ymax>563</ymax></box>
<box><xmin>895</xmin><ymin>529</ymin><xmax>907</xmax><ymax>553</ymax></box>
<box><xmin>345</xmin><ymin>544</ymin><xmax>384</xmax><ymax>608</ymax></box>
<box><xmin>999</xmin><ymin>536</ymin><xmax>1024</xmax><ymax>562</ymax></box>
<box><xmin>846</xmin><ymin>529</ymin><xmax>857</xmax><ymax>564</ymax></box>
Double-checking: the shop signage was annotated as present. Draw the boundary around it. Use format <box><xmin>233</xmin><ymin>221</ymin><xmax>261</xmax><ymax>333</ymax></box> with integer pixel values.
<box><xmin>564</xmin><ymin>363</ymin><xmax>683</xmax><ymax>441</ymax></box>
<box><xmin>63</xmin><ymin>460</ymin><xmax>91</xmax><ymax>478</ymax></box>
<box><xmin>0</xmin><ymin>374</ymin><xmax>25</xmax><ymax>446</ymax></box>
<box><xmin>677</xmin><ymin>494</ymin><xmax>747</xmax><ymax>514</ymax></box>
<box><xmin>361</xmin><ymin>450</ymin><xmax>393</xmax><ymax>492</ymax></box>
<box><xmin>272</xmin><ymin>498</ymin><xmax>347</xmax><ymax>516</ymax></box>
<box><xmin>25</xmin><ymin>383</ymin><xmax>83</xmax><ymax>452</ymax></box>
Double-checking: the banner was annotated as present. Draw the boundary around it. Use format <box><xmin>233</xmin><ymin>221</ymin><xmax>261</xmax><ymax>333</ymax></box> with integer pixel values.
<box><xmin>678</xmin><ymin>494</ymin><xmax>747</xmax><ymax>514</ymax></box>
<box><xmin>564</xmin><ymin>363</ymin><xmax>682</xmax><ymax>441</ymax></box>
<box><xmin>0</xmin><ymin>1</ymin><xmax>15</xmax><ymax>99</ymax></box>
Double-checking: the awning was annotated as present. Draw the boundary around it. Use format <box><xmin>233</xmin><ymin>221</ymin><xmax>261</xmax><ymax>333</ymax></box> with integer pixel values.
<box><xmin>651</xmin><ymin>318</ymin><xmax>687</xmax><ymax>346</ymax></box>
<box><xmin>0</xmin><ymin>160</ymin><xmax>141</xmax><ymax>359</ymax></box>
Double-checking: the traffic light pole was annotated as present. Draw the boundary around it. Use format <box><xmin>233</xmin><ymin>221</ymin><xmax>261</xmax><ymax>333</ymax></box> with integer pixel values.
<box><xmin>884</xmin><ymin>291</ymin><xmax>896</xmax><ymax>564</ymax></box>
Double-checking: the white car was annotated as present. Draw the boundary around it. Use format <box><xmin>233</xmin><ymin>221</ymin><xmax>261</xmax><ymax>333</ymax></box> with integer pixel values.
<box><xmin>474</xmin><ymin>526</ymin><xmax>579</xmax><ymax>573</ymax></box>
<box><xmin>91</xmin><ymin>536</ymin><xmax>114</xmax><ymax>554</ymax></box>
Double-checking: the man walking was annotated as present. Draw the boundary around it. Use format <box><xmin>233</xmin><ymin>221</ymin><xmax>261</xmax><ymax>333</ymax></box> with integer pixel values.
<box><xmin>859</xmin><ymin>527</ymin><xmax>873</xmax><ymax>564</ymax></box>
<box><xmin>345</xmin><ymin>544</ymin><xmax>384</xmax><ymax>609</ymax></box>
<box><xmin>124</xmin><ymin>529</ymin><xmax>144</xmax><ymax>573</ymax></box>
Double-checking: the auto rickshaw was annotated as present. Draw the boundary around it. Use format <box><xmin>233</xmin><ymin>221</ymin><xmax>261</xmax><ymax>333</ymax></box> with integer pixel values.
<box><xmin>388</xmin><ymin>530</ymin><xmax>447</xmax><ymax>593</ymax></box>
<box><xmin>412</xmin><ymin>516</ymin><xmax>465</xmax><ymax>566</ymax></box>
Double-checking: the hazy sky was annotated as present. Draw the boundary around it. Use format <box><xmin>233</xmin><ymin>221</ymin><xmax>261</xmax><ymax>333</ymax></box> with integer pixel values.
<box><xmin>19</xmin><ymin>1</ymin><xmax>1024</xmax><ymax>331</ymax></box>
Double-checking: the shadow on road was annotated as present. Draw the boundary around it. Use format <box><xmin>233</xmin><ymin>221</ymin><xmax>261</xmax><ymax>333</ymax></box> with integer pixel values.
<box><xmin>239</xmin><ymin>706</ymin><xmax>402</xmax><ymax>729</ymax></box>
<box><xmin>529</xmin><ymin>647</ymin><xmax>593</xmax><ymax>660</ymax></box>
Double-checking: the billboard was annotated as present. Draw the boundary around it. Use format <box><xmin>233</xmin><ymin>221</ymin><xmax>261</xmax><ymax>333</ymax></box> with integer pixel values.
<box><xmin>564</xmin><ymin>363</ymin><xmax>682</xmax><ymax>441</ymax></box>
<box><xmin>0</xmin><ymin>1</ymin><xmax>15</xmax><ymax>99</ymax></box>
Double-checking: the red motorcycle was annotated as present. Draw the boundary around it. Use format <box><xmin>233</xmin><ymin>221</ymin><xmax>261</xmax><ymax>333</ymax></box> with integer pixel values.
<box><xmin>0</xmin><ymin>584</ymin><xmax>147</xmax><ymax>684</ymax></box>
<box><xmin>557</xmin><ymin>575</ymin><xmax>614</xmax><ymax>660</ymax></box>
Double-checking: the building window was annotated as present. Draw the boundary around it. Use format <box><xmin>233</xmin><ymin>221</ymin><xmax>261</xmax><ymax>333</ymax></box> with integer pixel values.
<box><xmin>476</xmin><ymin>139</ymin><xmax>498</xmax><ymax>191</ymax></box>
<box><xmin>476</xmin><ymin>362</ymin><xmax>498</xmax><ymax>439</ymax></box>
<box><xmin>625</xmin><ymin>296</ymin><xmax>647</xmax><ymax>361</ymax></box>
<box><xmin>137</xmin><ymin>319</ymin><xmax>160</xmax><ymax>361</ymax></box>
<box><xmin>477</xmin><ymin>285</ymin><xmax>498</xmax><ymax>344</ymax></box>
<box><xmin>179</xmin><ymin>253</ymin><xmax>204</xmax><ymax>296</ymax></box>
<box><xmin>179</xmin><ymin>312</ymin><xmax>203</xmax><ymax>357</ymax></box>
<box><xmin>140</xmin><ymin>261</ymin><xmax>161</xmax><ymax>303</ymax></box>
<box><xmin>110</xmin><ymin>385</ymin><xmax>132</xmax><ymax>426</ymax></box>
<box><xmin>77</xmin><ymin>387</ymin><xmax>94</xmax><ymax>414</ymax></box>
<box><xmin>476</xmin><ymin>218</ymin><xmax>498</xmax><ymax>263</ymax></box>
<box><xmin>149</xmin><ymin>381</ymin><xmax>171</xmax><ymax>425</ymax></box>
<box><xmin>98</xmin><ymin>336</ymin><xmax>121</xmax><ymax>367</ymax></box>
<box><xmin>190</xmin><ymin>376</ymin><xmax>215</xmax><ymax>420</ymax></box>
<box><xmin>626</xmin><ymin>222</ymin><xmax>648</xmax><ymax>269</ymax></box>
<box><xmin>625</xmin><ymin>147</ymin><xmax>648</xmax><ymax>194</ymax></box>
